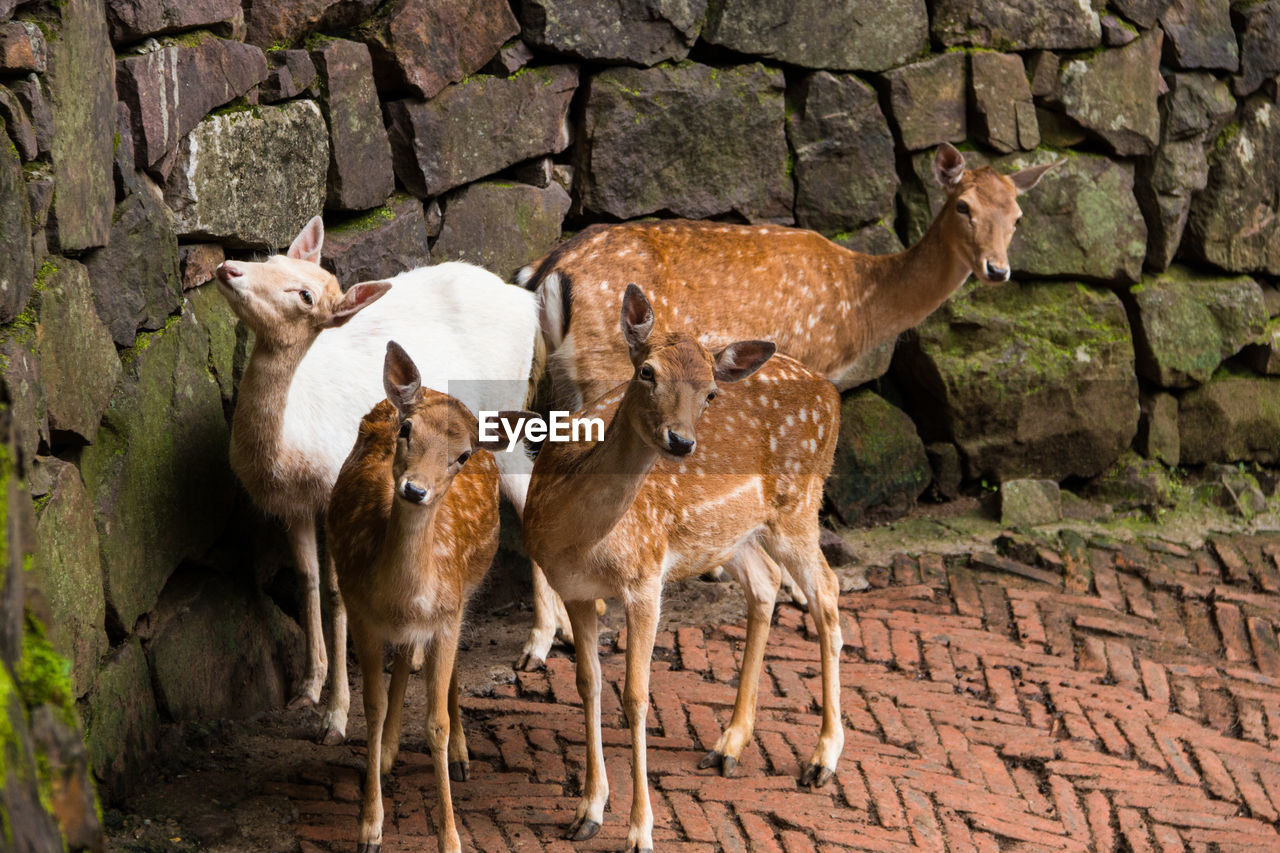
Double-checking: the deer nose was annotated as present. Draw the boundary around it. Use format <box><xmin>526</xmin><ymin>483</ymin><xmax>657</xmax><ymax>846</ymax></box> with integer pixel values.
<box><xmin>216</xmin><ymin>261</ymin><xmax>243</xmax><ymax>282</ymax></box>
<box><xmin>984</xmin><ymin>261</ymin><xmax>1010</xmax><ymax>282</ymax></box>
<box><xmin>400</xmin><ymin>481</ymin><xmax>429</xmax><ymax>503</ymax></box>
<box><xmin>666</xmin><ymin>430</ymin><xmax>696</xmax><ymax>457</ymax></box>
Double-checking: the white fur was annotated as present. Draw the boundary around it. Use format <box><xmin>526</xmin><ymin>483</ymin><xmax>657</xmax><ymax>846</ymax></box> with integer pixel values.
<box><xmin>281</xmin><ymin>261</ymin><xmax>540</xmax><ymax>501</ymax></box>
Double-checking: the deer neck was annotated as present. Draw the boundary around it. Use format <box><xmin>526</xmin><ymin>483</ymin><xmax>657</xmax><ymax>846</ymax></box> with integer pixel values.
<box><xmin>858</xmin><ymin>214</ymin><xmax>974</xmax><ymax>343</ymax></box>
<box><xmin>544</xmin><ymin>390</ymin><xmax>661</xmax><ymax>554</ymax></box>
<box><xmin>230</xmin><ymin>336</ymin><xmax>313</xmax><ymax>474</ymax></box>
<box><xmin>379</xmin><ymin>498</ymin><xmax>442</xmax><ymax>584</ymax></box>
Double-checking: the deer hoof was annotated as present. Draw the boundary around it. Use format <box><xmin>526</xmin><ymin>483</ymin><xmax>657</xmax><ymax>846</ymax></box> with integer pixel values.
<box><xmin>698</xmin><ymin>750</ymin><xmax>722</xmax><ymax>770</ymax></box>
<box><xmin>799</xmin><ymin>763</ymin><xmax>834</xmax><ymax>788</ymax></box>
<box><xmin>286</xmin><ymin>693</ymin><xmax>316</xmax><ymax>711</ymax></box>
<box><xmin>565</xmin><ymin>816</ymin><xmax>601</xmax><ymax>841</ymax></box>
<box><xmin>514</xmin><ymin>652</ymin><xmax>546</xmax><ymax>672</ymax></box>
<box><xmin>355</xmin><ymin>844</ymin><xmax>380</xmax><ymax>853</ymax></box>
<box><xmin>448</xmin><ymin>760</ymin><xmax>470</xmax><ymax>782</ymax></box>
<box><xmin>720</xmin><ymin>755</ymin><xmax>738</xmax><ymax>777</ymax></box>
<box><xmin>318</xmin><ymin>725</ymin><xmax>346</xmax><ymax>746</ymax></box>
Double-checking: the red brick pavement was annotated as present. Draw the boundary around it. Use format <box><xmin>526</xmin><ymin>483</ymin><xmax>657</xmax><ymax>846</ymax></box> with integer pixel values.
<box><xmin>283</xmin><ymin>532</ymin><xmax>1280</xmax><ymax>851</ymax></box>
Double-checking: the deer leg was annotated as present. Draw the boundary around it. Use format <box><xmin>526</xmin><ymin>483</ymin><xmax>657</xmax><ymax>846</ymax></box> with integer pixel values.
<box><xmin>564</xmin><ymin>598</ymin><xmax>607</xmax><ymax>841</ymax></box>
<box><xmin>320</xmin><ymin>551</ymin><xmax>349</xmax><ymax>744</ymax></box>
<box><xmin>352</xmin><ymin>623</ymin><xmax>386</xmax><ymax>852</ymax></box>
<box><xmin>446</xmin><ymin>663</ymin><xmax>469</xmax><ymax>781</ymax></box>
<box><xmin>286</xmin><ymin>516</ymin><xmax>327</xmax><ymax>710</ymax></box>
<box><xmin>774</xmin><ymin>539</ymin><xmax>844</xmax><ymax>787</ymax></box>
<box><xmin>517</xmin><ymin>559</ymin><xmax>568</xmax><ymax>671</ymax></box>
<box><xmin>700</xmin><ymin>545</ymin><xmax>780</xmax><ymax>777</ymax></box>
<box><xmin>379</xmin><ymin>646</ymin><xmax>412</xmax><ymax>775</ymax></box>
<box><xmin>424</xmin><ymin>623</ymin><xmax>463</xmax><ymax>853</ymax></box>
<box><xmin>622</xmin><ymin>587</ymin><xmax>660</xmax><ymax>853</ymax></box>
<box><xmin>409</xmin><ymin>642</ymin><xmax>425</xmax><ymax>673</ymax></box>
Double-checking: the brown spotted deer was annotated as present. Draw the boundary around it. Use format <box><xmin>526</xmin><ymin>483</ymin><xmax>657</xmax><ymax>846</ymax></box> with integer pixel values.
<box><xmin>519</xmin><ymin>144</ymin><xmax>1059</xmax><ymax>406</ymax></box>
<box><xmin>520</xmin><ymin>285</ymin><xmax>842</xmax><ymax>853</ymax></box>
<box><xmin>328</xmin><ymin>342</ymin><xmax>518</xmax><ymax>853</ymax></box>
<box><xmin>216</xmin><ymin>217</ymin><xmax>569</xmax><ymax>746</ymax></box>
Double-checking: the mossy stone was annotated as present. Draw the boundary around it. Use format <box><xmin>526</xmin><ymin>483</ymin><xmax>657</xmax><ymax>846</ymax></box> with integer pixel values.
<box><xmin>826</xmin><ymin>390</ymin><xmax>930</xmax><ymax>525</ymax></box>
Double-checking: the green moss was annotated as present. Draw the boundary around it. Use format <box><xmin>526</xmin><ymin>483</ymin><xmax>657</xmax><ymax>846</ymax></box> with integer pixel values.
<box><xmin>33</xmin><ymin>258</ymin><xmax>59</xmax><ymax>292</ymax></box>
<box><xmin>162</xmin><ymin>29</ymin><xmax>215</xmax><ymax>49</ymax></box>
<box><xmin>266</xmin><ymin>38</ymin><xmax>292</xmax><ymax>53</ymax></box>
<box><xmin>331</xmin><ymin>204</ymin><xmax>396</xmax><ymax>235</ymax></box>
<box><xmin>303</xmin><ymin>32</ymin><xmax>336</xmax><ymax>52</ymax></box>
<box><xmin>16</xmin><ymin>614</ymin><xmax>76</xmax><ymax>729</ymax></box>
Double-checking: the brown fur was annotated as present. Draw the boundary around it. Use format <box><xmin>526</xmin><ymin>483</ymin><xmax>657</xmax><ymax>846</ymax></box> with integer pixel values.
<box><xmin>328</xmin><ymin>389</ymin><xmax>501</xmax><ymax>853</ymax></box>
<box><xmin>525</xmin><ymin>150</ymin><xmax>1056</xmax><ymax>406</ymax></box>
<box><xmin>522</xmin><ymin>288</ymin><xmax>844</xmax><ymax>850</ymax></box>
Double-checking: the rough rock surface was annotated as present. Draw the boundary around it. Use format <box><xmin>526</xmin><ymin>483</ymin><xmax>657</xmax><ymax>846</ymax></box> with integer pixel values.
<box><xmin>311</xmin><ymin>38</ymin><xmax>394</xmax><ymax>211</ymax></box>
<box><xmin>259</xmin><ymin>48</ymin><xmax>317</xmax><ymax>102</ymax></box>
<box><xmin>322</xmin><ymin>194</ymin><xmax>432</xmax><ymax>285</ymax></box>
<box><xmin>78</xmin><ymin>305</ymin><xmax>235</xmax><ymax>632</ymax></box>
<box><xmin>911</xmin><ymin>148</ymin><xmax>1147</xmax><ymax>282</ymax></box>
<box><xmin>33</xmin><ymin>457</ymin><xmax>108</xmax><ymax>694</ymax></box>
<box><xmin>701</xmin><ymin>0</ymin><xmax>928</xmax><ymax>72</ymax></box>
<box><xmin>431</xmin><ymin>180</ymin><xmax>572</xmax><ymax>279</ymax></box>
<box><xmin>970</xmin><ymin>52</ymin><xmax>1039</xmax><ymax>153</ymax></box>
<box><xmin>32</xmin><ymin>259</ymin><xmax>121</xmax><ymax>444</ymax></box>
<box><xmin>1001</xmin><ymin>479</ymin><xmax>1063</xmax><ymax>526</ymax></box>
<box><xmin>1187</xmin><ymin>98</ymin><xmax>1280</xmax><ymax>275</ymax></box>
<box><xmin>148</xmin><ymin>570</ymin><xmax>302</xmax><ymax>722</ymax></box>
<box><xmin>387</xmin><ymin>65</ymin><xmax>576</xmax><ymax>198</ymax></box>
<box><xmin>178</xmin><ymin>244</ymin><xmax>225</xmax><ymax>290</ymax></box>
<box><xmin>1179</xmin><ymin>374</ymin><xmax>1280</xmax><ymax>464</ymax></box>
<box><xmin>931</xmin><ymin>0</ymin><xmax>1102</xmax><ymax>50</ymax></box>
<box><xmin>826</xmin><ymin>390</ymin><xmax>930</xmax><ymax>525</ymax></box>
<box><xmin>1111</xmin><ymin>0</ymin><xmax>1170</xmax><ymax>28</ymax></box>
<box><xmin>116</xmin><ymin>35</ymin><xmax>268</xmax><ymax>177</ymax></box>
<box><xmin>353</xmin><ymin>0</ymin><xmax>519</xmax><ymax>98</ymax></box>
<box><xmin>578</xmin><ymin>62</ymin><xmax>790</xmax><ymax>221</ymax></box>
<box><xmin>518</xmin><ymin>0</ymin><xmax>705</xmax><ymax>65</ymax></box>
<box><xmin>44</xmin><ymin>0</ymin><xmax>116</xmax><ymax>252</ymax></box>
<box><xmin>85</xmin><ymin>180</ymin><xmax>182</xmax><ymax>346</ymax></box>
<box><xmin>243</xmin><ymin>0</ymin><xmax>382</xmax><ymax>49</ymax></box>
<box><xmin>1058</xmin><ymin>30</ymin><xmax>1163</xmax><ymax>156</ymax></box>
<box><xmin>83</xmin><ymin>638</ymin><xmax>158</xmax><ymax>799</ymax></box>
<box><xmin>1160</xmin><ymin>0</ymin><xmax>1238</xmax><ymax>71</ymax></box>
<box><xmin>0</xmin><ymin>114</ymin><xmax>33</xmax><ymax>323</ymax></box>
<box><xmin>894</xmin><ymin>281</ymin><xmax>1139</xmax><ymax>482</ymax></box>
<box><xmin>105</xmin><ymin>0</ymin><xmax>243</xmax><ymax>43</ymax></box>
<box><xmin>787</xmin><ymin>71</ymin><xmax>898</xmax><ymax>234</ymax></box>
<box><xmin>1138</xmin><ymin>391</ymin><xmax>1180</xmax><ymax>465</ymax></box>
<box><xmin>1126</xmin><ymin>267</ymin><xmax>1268</xmax><ymax>388</ymax></box>
<box><xmin>884</xmin><ymin>53</ymin><xmax>967</xmax><ymax>152</ymax></box>
<box><xmin>1232</xmin><ymin>0</ymin><xmax>1280</xmax><ymax>96</ymax></box>
<box><xmin>0</xmin><ymin>20</ymin><xmax>45</xmax><ymax>71</ymax></box>
<box><xmin>165</xmin><ymin>100</ymin><xmax>329</xmax><ymax>248</ymax></box>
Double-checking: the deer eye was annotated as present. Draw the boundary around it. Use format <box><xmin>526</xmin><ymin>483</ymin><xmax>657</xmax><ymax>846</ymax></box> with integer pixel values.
<box><xmin>299</xmin><ymin>289</ymin><xmax>314</xmax><ymax>306</ymax></box>
<box><xmin>398</xmin><ymin>421</ymin><xmax>412</xmax><ymax>440</ymax></box>
<box><xmin>955</xmin><ymin>200</ymin><xmax>970</xmax><ymax>217</ymax></box>
<box><xmin>706</xmin><ymin>391</ymin><xmax>717</xmax><ymax>404</ymax></box>
<box><xmin>638</xmin><ymin>364</ymin><xmax>655</xmax><ymax>382</ymax></box>
<box><xmin>456</xmin><ymin>450</ymin><xmax>472</xmax><ymax>466</ymax></box>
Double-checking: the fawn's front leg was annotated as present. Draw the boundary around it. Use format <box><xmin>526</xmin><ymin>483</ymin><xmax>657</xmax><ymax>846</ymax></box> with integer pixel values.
<box><xmin>622</xmin><ymin>586</ymin><xmax>661</xmax><ymax>853</ymax></box>
<box><xmin>564</xmin><ymin>598</ymin><xmax>607</xmax><ymax>841</ymax></box>
<box><xmin>352</xmin><ymin>624</ymin><xmax>386</xmax><ymax>853</ymax></box>
<box><xmin>425</xmin><ymin>623</ymin><xmax>464</xmax><ymax>853</ymax></box>
<box><xmin>379</xmin><ymin>646</ymin><xmax>412</xmax><ymax>775</ymax></box>
<box><xmin>320</xmin><ymin>551</ymin><xmax>349</xmax><ymax>744</ymax></box>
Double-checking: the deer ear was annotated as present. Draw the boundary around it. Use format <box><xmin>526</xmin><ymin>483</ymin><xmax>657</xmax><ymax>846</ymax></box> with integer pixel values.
<box><xmin>383</xmin><ymin>341</ymin><xmax>421</xmax><ymax>415</ymax></box>
<box><xmin>325</xmin><ymin>280</ymin><xmax>390</xmax><ymax>328</ymax></box>
<box><xmin>473</xmin><ymin>410</ymin><xmax>540</xmax><ymax>451</ymax></box>
<box><xmin>620</xmin><ymin>283</ymin><xmax>654</xmax><ymax>361</ymax></box>
<box><xmin>287</xmin><ymin>215</ymin><xmax>325</xmax><ymax>263</ymax></box>
<box><xmin>1010</xmin><ymin>159</ymin><xmax>1061</xmax><ymax>194</ymax></box>
<box><xmin>933</xmin><ymin>143</ymin><xmax>965</xmax><ymax>190</ymax></box>
<box><xmin>713</xmin><ymin>340</ymin><xmax>776</xmax><ymax>383</ymax></box>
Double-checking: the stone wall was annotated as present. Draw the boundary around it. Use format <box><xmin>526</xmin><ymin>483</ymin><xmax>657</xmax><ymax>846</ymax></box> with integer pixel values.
<box><xmin>0</xmin><ymin>0</ymin><xmax>1276</xmax><ymax>803</ymax></box>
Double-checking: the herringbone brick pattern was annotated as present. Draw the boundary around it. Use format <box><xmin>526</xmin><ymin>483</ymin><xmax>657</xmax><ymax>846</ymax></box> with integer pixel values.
<box><xmin>285</xmin><ymin>532</ymin><xmax>1280</xmax><ymax>851</ymax></box>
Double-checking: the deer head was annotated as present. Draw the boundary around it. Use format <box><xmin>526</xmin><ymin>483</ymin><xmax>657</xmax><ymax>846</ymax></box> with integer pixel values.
<box><xmin>932</xmin><ymin>143</ymin><xmax>1060</xmax><ymax>284</ymax></box>
<box><xmin>215</xmin><ymin>216</ymin><xmax>390</xmax><ymax>348</ymax></box>
<box><xmin>619</xmin><ymin>283</ymin><xmax>774</xmax><ymax>460</ymax></box>
<box><xmin>383</xmin><ymin>341</ymin><xmax>515</xmax><ymax>507</ymax></box>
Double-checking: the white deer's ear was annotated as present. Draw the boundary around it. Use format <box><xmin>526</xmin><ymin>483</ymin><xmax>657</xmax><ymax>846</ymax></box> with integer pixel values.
<box><xmin>933</xmin><ymin>143</ymin><xmax>965</xmax><ymax>190</ymax></box>
<box><xmin>287</xmin><ymin>215</ymin><xmax>325</xmax><ymax>263</ymax></box>
<box><xmin>713</xmin><ymin>340</ymin><xmax>776</xmax><ymax>383</ymax></box>
<box><xmin>1010</xmin><ymin>160</ymin><xmax>1061</xmax><ymax>194</ymax></box>
<box><xmin>325</xmin><ymin>280</ymin><xmax>390</xmax><ymax>328</ymax></box>
<box><xmin>620</xmin><ymin>283</ymin><xmax>654</xmax><ymax>361</ymax></box>
<box><xmin>383</xmin><ymin>340</ymin><xmax>421</xmax><ymax>415</ymax></box>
